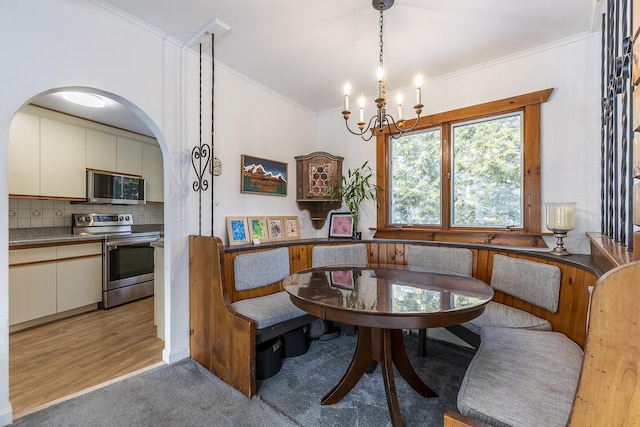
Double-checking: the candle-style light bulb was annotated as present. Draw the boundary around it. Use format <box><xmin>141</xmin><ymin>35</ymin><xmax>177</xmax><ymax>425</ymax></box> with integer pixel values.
<box><xmin>377</xmin><ymin>67</ymin><xmax>384</xmax><ymax>99</ymax></box>
<box><xmin>396</xmin><ymin>94</ymin><xmax>403</xmax><ymax>120</ymax></box>
<box><xmin>343</xmin><ymin>82</ymin><xmax>350</xmax><ymax>111</ymax></box>
<box><xmin>358</xmin><ymin>96</ymin><xmax>365</xmax><ymax>123</ymax></box>
<box><xmin>415</xmin><ymin>74</ymin><xmax>422</xmax><ymax>105</ymax></box>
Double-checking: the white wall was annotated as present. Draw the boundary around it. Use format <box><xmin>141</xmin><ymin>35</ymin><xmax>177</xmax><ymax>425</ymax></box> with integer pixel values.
<box><xmin>0</xmin><ymin>1</ymin><xmax>316</xmax><ymax>424</ymax></box>
<box><xmin>317</xmin><ymin>33</ymin><xmax>602</xmax><ymax>254</ymax></box>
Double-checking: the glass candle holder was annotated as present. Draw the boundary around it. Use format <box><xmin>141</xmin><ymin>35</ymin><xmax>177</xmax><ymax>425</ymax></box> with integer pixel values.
<box><xmin>545</xmin><ymin>202</ymin><xmax>576</xmax><ymax>256</ymax></box>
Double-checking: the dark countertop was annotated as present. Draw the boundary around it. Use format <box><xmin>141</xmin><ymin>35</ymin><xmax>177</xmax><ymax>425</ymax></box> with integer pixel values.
<box><xmin>9</xmin><ymin>226</ymin><xmax>164</xmax><ymax>248</ymax></box>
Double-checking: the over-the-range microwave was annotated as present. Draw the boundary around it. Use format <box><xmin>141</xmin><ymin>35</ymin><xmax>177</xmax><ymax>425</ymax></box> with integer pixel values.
<box><xmin>86</xmin><ymin>170</ymin><xmax>146</xmax><ymax>205</ymax></box>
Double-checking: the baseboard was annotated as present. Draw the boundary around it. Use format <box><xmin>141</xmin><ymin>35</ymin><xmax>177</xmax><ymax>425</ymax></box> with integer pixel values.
<box><xmin>0</xmin><ymin>403</ymin><xmax>13</xmax><ymax>427</ymax></box>
<box><xmin>163</xmin><ymin>346</ymin><xmax>190</xmax><ymax>364</ymax></box>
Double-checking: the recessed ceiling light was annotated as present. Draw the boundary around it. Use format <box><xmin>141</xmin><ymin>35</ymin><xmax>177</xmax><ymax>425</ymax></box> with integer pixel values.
<box><xmin>62</xmin><ymin>92</ymin><xmax>106</xmax><ymax>108</ymax></box>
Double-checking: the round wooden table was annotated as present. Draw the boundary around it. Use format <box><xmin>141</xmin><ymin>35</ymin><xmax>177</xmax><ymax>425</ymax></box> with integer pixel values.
<box><xmin>283</xmin><ymin>265</ymin><xmax>494</xmax><ymax>427</ymax></box>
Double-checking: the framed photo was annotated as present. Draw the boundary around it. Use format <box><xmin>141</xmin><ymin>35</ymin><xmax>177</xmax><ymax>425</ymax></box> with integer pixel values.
<box><xmin>248</xmin><ymin>216</ymin><xmax>269</xmax><ymax>242</ymax></box>
<box><xmin>226</xmin><ymin>216</ymin><xmax>250</xmax><ymax>246</ymax></box>
<box><xmin>284</xmin><ymin>216</ymin><xmax>300</xmax><ymax>240</ymax></box>
<box><xmin>267</xmin><ymin>216</ymin><xmax>285</xmax><ymax>241</ymax></box>
<box><xmin>241</xmin><ymin>154</ymin><xmax>288</xmax><ymax>196</ymax></box>
<box><xmin>328</xmin><ymin>212</ymin><xmax>354</xmax><ymax>238</ymax></box>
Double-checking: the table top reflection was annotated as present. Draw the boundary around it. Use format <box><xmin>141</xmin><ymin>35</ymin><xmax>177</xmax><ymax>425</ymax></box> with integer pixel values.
<box><xmin>283</xmin><ymin>265</ymin><xmax>494</xmax><ymax>330</ymax></box>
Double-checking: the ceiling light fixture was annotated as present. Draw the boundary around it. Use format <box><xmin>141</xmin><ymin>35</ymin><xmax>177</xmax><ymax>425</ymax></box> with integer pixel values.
<box><xmin>62</xmin><ymin>92</ymin><xmax>106</xmax><ymax>108</ymax></box>
<box><xmin>342</xmin><ymin>0</ymin><xmax>423</xmax><ymax>141</ymax></box>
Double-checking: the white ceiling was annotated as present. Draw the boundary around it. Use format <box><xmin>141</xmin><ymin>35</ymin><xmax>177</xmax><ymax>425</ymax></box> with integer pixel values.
<box><xmin>31</xmin><ymin>0</ymin><xmax>603</xmax><ymax>136</ymax></box>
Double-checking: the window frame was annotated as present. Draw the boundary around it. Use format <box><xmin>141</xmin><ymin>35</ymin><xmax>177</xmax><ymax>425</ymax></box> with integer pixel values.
<box><xmin>374</xmin><ymin>88</ymin><xmax>553</xmax><ymax>247</ymax></box>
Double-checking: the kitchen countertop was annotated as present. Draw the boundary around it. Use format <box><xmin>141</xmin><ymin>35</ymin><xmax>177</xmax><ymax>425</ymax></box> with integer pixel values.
<box><xmin>9</xmin><ymin>226</ymin><xmax>164</xmax><ymax>248</ymax></box>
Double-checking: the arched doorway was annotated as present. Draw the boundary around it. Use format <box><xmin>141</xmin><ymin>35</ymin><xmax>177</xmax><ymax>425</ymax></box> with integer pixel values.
<box><xmin>7</xmin><ymin>87</ymin><xmax>168</xmax><ymax>417</ymax></box>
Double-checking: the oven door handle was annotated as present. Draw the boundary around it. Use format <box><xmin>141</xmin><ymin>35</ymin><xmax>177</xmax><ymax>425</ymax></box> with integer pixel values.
<box><xmin>105</xmin><ymin>237</ymin><xmax>158</xmax><ymax>247</ymax></box>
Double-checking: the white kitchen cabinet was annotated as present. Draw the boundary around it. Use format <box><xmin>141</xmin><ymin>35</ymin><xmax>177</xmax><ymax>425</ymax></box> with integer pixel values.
<box><xmin>86</xmin><ymin>129</ymin><xmax>117</xmax><ymax>172</ymax></box>
<box><xmin>9</xmin><ymin>242</ymin><xmax>103</xmax><ymax>327</ymax></box>
<box><xmin>9</xmin><ymin>247</ymin><xmax>58</xmax><ymax>325</ymax></box>
<box><xmin>8</xmin><ymin>111</ymin><xmax>40</xmax><ymax>196</ymax></box>
<box><xmin>56</xmin><ymin>242</ymin><xmax>103</xmax><ymax>312</ymax></box>
<box><xmin>40</xmin><ymin>117</ymin><xmax>86</xmax><ymax>198</ymax></box>
<box><xmin>117</xmin><ymin>136</ymin><xmax>143</xmax><ymax>176</ymax></box>
<box><xmin>142</xmin><ymin>143</ymin><xmax>164</xmax><ymax>202</ymax></box>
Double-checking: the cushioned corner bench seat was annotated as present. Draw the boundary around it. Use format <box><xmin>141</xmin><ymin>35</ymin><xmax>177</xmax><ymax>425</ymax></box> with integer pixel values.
<box><xmin>458</xmin><ymin>327</ymin><xmax>583</xmax><ymax>427</ymax></box>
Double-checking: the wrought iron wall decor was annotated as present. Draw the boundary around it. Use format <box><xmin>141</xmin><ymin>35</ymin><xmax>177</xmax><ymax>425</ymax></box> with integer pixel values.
<box><xmin>601</xmin><ymin>0</ymin><xmax>634</xmax><ymax>249</ymax></box>
<box><xmin>192</xmin><ymin>34</ymin><xmax>216</xmax><ymax>236</ymax></box>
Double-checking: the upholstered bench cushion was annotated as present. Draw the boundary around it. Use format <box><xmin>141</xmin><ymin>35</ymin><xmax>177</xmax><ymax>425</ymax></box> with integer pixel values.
<box><xmin>234</xmin><ymin>247</ymin><xmax>290</xmax><ymax>291</ymax></box>
<box><xmin>458</xmin><ymin>327</ymin><xmax>583</xmax><ymax>427</ymax></box>
<box><xmin>462</xmin><ymin>301</ymin><xmax>552</xmax><ymax>335</ymax></box>
<box><xmin>231</xmin><ymin>291</ymin><xmax>307</xmax><ymax>329</ymax></box>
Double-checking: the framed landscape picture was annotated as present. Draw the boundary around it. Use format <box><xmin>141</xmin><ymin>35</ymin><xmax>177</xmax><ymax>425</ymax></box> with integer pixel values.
<box><xmin>248</xmin><ymin>216</ymin><xmax>269</xmax><ymax>242</ymax></box>
<box><xmin>241</xmin><ymin>154</ymin><xmax>288</xmax><ymax>196</ymax></box>
<box><xmin>329</xmin><ymin>212</ymin><xmax>354</xmax><ymax>238</ymax></box>
<box><xmin>267</xmin><ymin>216</ymin><xmax>285</xmax><ymax>241</ymax></box>
<box><xmin>226</xmin><ymin>216</ymin><xmax>250</xmax><ymax>246</ymax></box>
<box><xmin>284</xmin><ymin>216</ymin><xmax>300</xmax><ymax>240</ymax></box>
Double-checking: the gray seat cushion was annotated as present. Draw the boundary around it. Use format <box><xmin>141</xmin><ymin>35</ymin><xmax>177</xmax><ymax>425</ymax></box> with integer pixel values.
<box><xmin>406</xmin><ymin>245</ymin><xmax>473</xmax><ymax>276</ymax></box>
<box><xmin>233</xmin><ymin>247</ymin><xmax>290</xmax><ymax>291</ymax></box>
<box><xmin>312</xmin><ymin>244</ymin><xmax>368</xmax><ymax>267</ymax></box>
<box><xmin>231</xmin><ymin>291</ymin><xmax>307</xmax><ymax>329</ymax></box>
<box><xmin>458</xmin><ymin>327</ymin><xmax>583</xmax><ymax>427</ymax></box>
<box><xmin>463</xmin><ymin>301</ymin><xmax>552</xmax><ymax>335</ymax></box>
<box><xmin>491</xmin><ymin>255</ymin><xmax>561</xmax><ymax>313</ymax></box>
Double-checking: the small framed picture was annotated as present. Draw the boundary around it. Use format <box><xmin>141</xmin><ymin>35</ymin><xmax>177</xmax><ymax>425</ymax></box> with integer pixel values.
<box><xmin>284</xmin><ymin>216</ymin><xmax>300</xmax><ymax>240</ymax></box>
<box><xmin>248</xmin><ymin>216</ymin><xmax>269</xmax><ymax>242</ymax></box>
<box><xmin>328</xmin><ymin>212</ymin><xmax>354</xmax><ymax>238</ymax></box>
<box><xmin>226</xmin><ymin>216</ymin><xmax>250</xmax><ymax>246</ymax></box>
<box><xmin>267</xmin><ymin>216</ymin><xmax>285</xmax><ymax>241</ymax></box>
<box><xmin>240</xmin><ymin>154</ymin><xmax>288</xmax><ymax>196</ymax></box>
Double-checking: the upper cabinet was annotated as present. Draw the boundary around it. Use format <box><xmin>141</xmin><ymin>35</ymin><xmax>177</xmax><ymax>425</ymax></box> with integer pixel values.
<box><xmin>9</xmin><ymin>105</ymin><xmax>163</xmax><ymax>202</ymax></box>
<box><xmin>40</xmin><ymin>117</ymin><xmax>86</xmax><ymax>199</ymax></box>
<box><xmin>116</xmin><ymin>137</ymin><xmax>143</xmax><ymax>176</ymax></box>
<box><xmin>142</xmin><ymin>144</ymin><xmax>164</xmax><ymax>203</ymax></box>
<box><xmin>86</xmin><ymin>129</ymin><xmax>117</xmax><ymax>171</ymax></box>
<box><xmin>8</xmin><ymin>112</ymin><xmax>40</xmax><ymax>196</ymax></box>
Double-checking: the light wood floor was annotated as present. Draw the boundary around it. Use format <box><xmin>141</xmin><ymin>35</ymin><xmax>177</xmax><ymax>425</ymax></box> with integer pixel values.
<box><xmin>9</xmin><ymin>297</ymin><xmax>165</xmax><ymax>419</ymax></box>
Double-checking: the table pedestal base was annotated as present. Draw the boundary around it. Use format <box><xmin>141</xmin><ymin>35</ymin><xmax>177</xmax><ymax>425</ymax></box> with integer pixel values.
<box><xmin>322</xmin><ymin>327</ymin><xmax>437</xmax><ymax>426</ymax></box>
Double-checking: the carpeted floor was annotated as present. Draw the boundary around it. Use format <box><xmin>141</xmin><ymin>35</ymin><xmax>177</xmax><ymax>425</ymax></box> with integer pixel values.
<box><xmin>11</xmin><ymin>333</ymin><xmax>474</xmax><ymax>427</ymax></box>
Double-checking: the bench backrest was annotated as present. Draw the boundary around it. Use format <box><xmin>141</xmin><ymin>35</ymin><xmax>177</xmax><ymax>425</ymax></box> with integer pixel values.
<box><xmin>312</xmin><ymin>243</ymin><xmax>368</xmax><ymax>267</ymax></box>
<box><xmin>567</xmin><ymin>260</ymin><xmax>640</xmax><ymax>425</ymax></box>
<box><xmin>233</xmin><ymin>247</ymin><xmax>290</xmax><ymax>291</ymax></box>
<box><xmin>490</xmin><ymin>254</ymin><xmax>561</xmax><ymax>313</ymax></box>
<box><xmin>406</xmin><ymin>245</ymin><xmax>473</xmax><ymax>276</ymax></box>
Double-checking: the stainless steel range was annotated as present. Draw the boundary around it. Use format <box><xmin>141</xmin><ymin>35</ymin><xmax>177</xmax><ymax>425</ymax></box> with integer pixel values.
<box><xmin>72</xmin><ymin>213</ymin><xmax>160</xmax><ymax>309</ymax></box>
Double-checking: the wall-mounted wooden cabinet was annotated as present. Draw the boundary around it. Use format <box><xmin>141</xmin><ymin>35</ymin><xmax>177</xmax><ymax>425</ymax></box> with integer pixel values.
<box><xmin>295</xmin><ymin>151</ymin><xmax>343</xmax><ymax>229</ymax></box>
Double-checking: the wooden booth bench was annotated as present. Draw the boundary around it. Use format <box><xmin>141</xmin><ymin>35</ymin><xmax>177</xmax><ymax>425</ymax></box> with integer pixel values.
<box><xmin>189</xmin><ymin>236</ymin><xmax>601</xmax><ymax>399</ymax></box>
<box><xmin>445</xmin><ymin>260</ymin><xmax>640</xmax><ymax>426</ymax></box>
<box><xmin>189</xmin><ymin>236</ymin><xmax>313</xmax><ymax>397</ymax></box>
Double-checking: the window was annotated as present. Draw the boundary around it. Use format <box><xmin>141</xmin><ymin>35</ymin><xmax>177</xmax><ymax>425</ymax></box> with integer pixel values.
<box><xmin>375</xmin><ymin>89</ymin><xmax>553</xmax><ymax>247</ymax></box>
<box><xmin>451</xmin><ymin>113</ymin><xmax>523</xmax><ymax>228</ymax></box>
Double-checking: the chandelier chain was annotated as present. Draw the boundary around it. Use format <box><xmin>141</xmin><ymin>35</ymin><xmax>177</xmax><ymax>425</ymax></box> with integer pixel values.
<box><xmin>379</xmin><ymin>6</ymin><xmax>384</xmax><ymax>68</ymax></box>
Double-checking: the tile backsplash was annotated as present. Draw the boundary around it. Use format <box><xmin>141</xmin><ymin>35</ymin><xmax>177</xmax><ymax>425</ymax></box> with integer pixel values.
<box><xmin>8</xmin><ymin>198</ymin><xmax>164</xmax><ymax>229</ymax></box>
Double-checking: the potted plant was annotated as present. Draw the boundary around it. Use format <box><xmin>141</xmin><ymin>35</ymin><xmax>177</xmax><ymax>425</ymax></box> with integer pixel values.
<box><xmin>330</xmin><ymin>160</ymin><xmax>380</xmax><ymax>239</ymax></box>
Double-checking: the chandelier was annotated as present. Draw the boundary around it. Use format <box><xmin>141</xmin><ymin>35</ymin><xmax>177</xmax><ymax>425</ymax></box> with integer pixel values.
<box><xmin>342</xmin><ymin>0</ymin><xmax>423</xmax><ymax>141</ymax></box>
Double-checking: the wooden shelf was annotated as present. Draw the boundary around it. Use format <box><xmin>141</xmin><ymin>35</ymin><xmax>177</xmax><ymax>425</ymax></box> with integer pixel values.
<box><xmin>296</xmin><ymin>199</ymin><xmax>342</xmax><ymax>229</ymax></box>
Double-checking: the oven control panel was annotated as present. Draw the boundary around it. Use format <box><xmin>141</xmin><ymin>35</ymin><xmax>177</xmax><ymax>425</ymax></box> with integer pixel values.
<box><xmin>73</xmin><ymin>213</ymin><xmax>133</xmax><ymax>227</ymax></box>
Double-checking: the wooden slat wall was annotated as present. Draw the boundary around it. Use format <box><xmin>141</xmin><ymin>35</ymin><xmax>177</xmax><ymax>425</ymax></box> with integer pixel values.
<box><xmin>224</xmin><ymin>241</ymin><xmax>597</xmax><ymax>348</ymax></box>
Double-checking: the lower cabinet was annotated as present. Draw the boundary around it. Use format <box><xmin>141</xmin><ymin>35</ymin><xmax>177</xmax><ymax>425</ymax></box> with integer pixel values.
<box><xmin>9</xmin><ymin>242</ymin><xmax>103</xmax><ymax>327</ymax></box>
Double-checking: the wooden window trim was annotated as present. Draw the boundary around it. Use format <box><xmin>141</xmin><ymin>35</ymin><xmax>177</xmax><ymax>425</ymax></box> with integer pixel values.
<box><xmin>374</xmin><ymin>88</ymin><xmax>554</xmax><ymax>247</ymax></box>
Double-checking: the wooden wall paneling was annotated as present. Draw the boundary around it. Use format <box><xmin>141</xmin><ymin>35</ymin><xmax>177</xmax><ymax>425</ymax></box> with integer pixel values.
<box><xmin>368</xmin><ymin>242</ymin><xmax>379</xmax><ymax>263</ymax></box>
